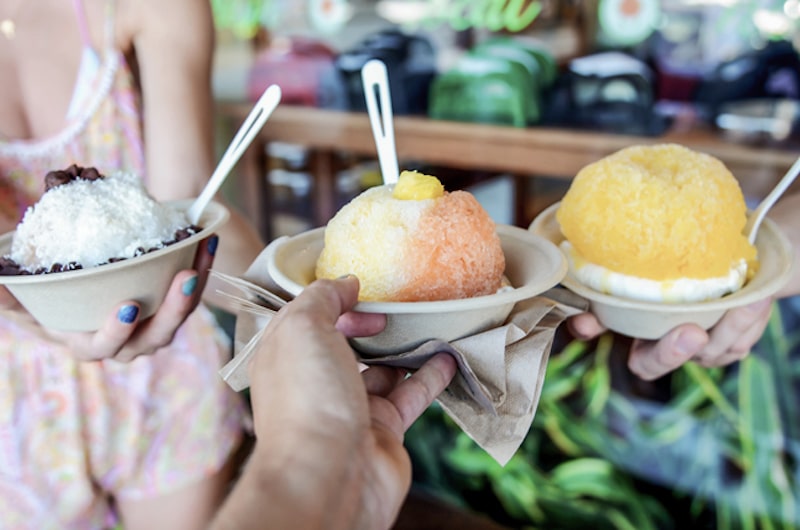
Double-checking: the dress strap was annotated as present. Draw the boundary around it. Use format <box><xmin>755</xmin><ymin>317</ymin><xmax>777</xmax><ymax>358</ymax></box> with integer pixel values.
<box><xmin>63</xmin><ymin>0</ymin><xmax>121</xmax><ymax>126</ymax></box>
<box><xmin>72</xmin><ymin>0</ymin><xmax>93</xmax><ymax>47</ymax></box>
<box><xmin>73</xmin><ymin>0</ymin><xmax>116</xmax><ymax>52</ymax></box>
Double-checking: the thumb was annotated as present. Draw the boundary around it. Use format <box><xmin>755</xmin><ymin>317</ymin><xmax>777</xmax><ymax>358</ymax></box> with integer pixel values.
<box><xmin>0</xmin><ymin>285</ymin><xmax>20</xmax><ymax>311</ymax></box>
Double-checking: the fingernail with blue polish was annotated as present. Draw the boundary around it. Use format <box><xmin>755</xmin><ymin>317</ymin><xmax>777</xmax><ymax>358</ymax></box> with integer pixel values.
<box><xmin>207</xmin><ymin>235</ymin><xmax>219</xmax><ymax>256</ymax></box>
<box><xmin>118</xmin><ymin>305</ymin><xmax>139</xmax><ymax>324</ymax></box>
<box><xmin>182</xmin><ymin>275</ymin><xmax>198</xmax><ymax>296</ymax></box>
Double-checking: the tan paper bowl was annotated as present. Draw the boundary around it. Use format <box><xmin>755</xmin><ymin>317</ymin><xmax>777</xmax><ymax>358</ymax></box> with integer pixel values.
<box><xmin>266</xmin><ymin>224</ymin><xmax>567</xmax><ymax>356</ymax></box>
<box><xmin>0</xmin><ymin>199</ymin><xmax>229</xmax><ymax>332</ymax></box>
<box><xmin>529</xmin><ymin>202</ymin><xmax>795</xmax><ymax>339</ymax></box>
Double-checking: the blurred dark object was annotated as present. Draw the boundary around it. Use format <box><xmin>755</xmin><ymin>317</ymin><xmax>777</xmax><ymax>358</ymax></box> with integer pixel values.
<box><xmin>543</xmin><ymin>51</ymin><xmax>670</xmax><ymax>136</ymax></box>
<box><xmin>715</xmin><ymin>98</ymin><xmax>800</xmax><ymax>146</ymax></box>
<box><xmin>648</xmin><ymin>6</ymin><xmax>706</xmax><ymax>104</ymax></box>
<box><xmin>393</xmin><ymin>487</ymin><xmax>511</xmax><ymax>530</ymax></box>
<box><xmin>335</xmin><ymin>29</ymin><xmax>437</xmax><ymax>115</ymax></box>
<box><xmin>655</xmin><ymin>66</ymin><xmax>703</xmax><ymax>103</ymax></box>
<box><xmin>247</xmin><ymin>36</ymin><xmax>347</xmax><ymax>109</ymax></box>
<box><xmin>429</xmin><ymin>37</ymin><xmax>556</xmax><ymax>128</ymax></box>
<box><xmin>695</xmin><ymin>40</ymin><xmax>800</xmax><ymax>118</ymax></box>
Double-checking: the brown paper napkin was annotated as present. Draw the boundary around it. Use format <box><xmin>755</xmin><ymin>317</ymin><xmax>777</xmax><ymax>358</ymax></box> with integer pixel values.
<box><xmin>214</xmin><ymin>246</ymin><xmax>587</xmax><ymax>466</ymax></box>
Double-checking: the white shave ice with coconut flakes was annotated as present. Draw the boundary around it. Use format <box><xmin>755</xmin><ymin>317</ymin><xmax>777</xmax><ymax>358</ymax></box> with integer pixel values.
<box><xmin>5</xmin><ymin>165</ymin><xmax>196</xmax><ymax>274</ymax></box>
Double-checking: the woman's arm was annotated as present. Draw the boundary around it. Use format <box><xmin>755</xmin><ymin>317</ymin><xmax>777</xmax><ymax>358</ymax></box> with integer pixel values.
<box><xmin>124</xmin><ymin>0</ymin><xmax>264</xmax><ymax>307</ymax></box>
<box><xmin>770</xmin><ymin>190</ymin><xmax>800</xmax><ymax>298</ymax></box>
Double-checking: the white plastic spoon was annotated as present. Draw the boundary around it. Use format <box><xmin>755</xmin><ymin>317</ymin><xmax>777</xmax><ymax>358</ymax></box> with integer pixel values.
<box><xmin>361</xmin><ymin>59</ymin><xmax>399</xmax><ymax>185</ymax></box>
<box><xmin>187</xmin><ymin>84</ymin><xmax>283</xmax><ymax>224</ymax></box>
<box><xmin>745</xmin><ymin>155</ymin><xmax>800</xmax><ymax>245</ymax></box>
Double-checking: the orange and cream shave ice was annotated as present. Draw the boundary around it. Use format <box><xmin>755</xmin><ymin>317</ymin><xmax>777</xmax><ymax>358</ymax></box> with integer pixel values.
<box><xmin>556</xmin><ymin>144</ymin><xmax>757</xmax><ymax>303</ymax></box>
<box><xmin>315</xmin><ymin>170</ymin><xmax>505</xmax><ymax>302</ymax></box>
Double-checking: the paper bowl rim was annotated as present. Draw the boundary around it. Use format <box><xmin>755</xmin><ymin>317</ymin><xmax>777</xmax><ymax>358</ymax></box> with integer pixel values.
<box><xmin>529</xmin><ymin>201</ymin><xmax>795</xmax><ymax>314</ymax></box>
<box><xmin>267</xmin><ymin>223</ymin><xmax>567</xmax><ymax>314</ymax></box>
<box><xmin>0</xmin><ymin>199</ymin><xmax>229</xmax><ymax>285</ymax></box>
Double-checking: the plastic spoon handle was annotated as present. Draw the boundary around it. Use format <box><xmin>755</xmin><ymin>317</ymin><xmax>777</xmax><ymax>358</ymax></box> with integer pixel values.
<box><xmin>745</xmin><ymin>155</ymin><xmax>800</xmax><ymax>244</ymax></box>
<box><xmin>361</xmin><ymin>59</ymin><xmax>399</xmax><ymax>185</ymax></box>
<box><xmin>187</xmin><ymin>84</ymin><xmax>282</xmax><ymax>224</ymax></box>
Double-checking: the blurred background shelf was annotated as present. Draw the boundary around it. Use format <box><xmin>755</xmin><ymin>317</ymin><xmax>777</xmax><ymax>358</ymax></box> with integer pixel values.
<box><xmin>215</xmin><ymin>102</ymin><xmax>800</xmax><ymax>241</ymax></box>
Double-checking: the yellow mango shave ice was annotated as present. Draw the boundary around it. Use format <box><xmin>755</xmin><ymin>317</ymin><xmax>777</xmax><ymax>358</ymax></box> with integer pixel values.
<box><xmin>316</xmin><ymin>171</ymin><xmax>505</xmax><ymax>302</ymax></box>
<box><xmin>556</xmin><ymin>144</ymin><xmax>757</xmax><ymax>303</ymax></box>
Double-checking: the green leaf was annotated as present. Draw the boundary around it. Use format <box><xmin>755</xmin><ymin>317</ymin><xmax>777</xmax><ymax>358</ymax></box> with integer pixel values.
<box><xmin>549</xmin><ymin>458</ymin><xmax>629</xmax><ymax>502</ymax></box>
<box><xmin>445</xmin><ymin>443</ymin><xmax>499</xmax><ymax>475</ymax></box>
<box><xmin>584</xmin><ymin>334</ymin><xmax>612</xmax><ymax>417</ymax></box>
<box><xmin>737</xmin><ymin>356</ymin><xmax>796</xmax><ymax>527</ymax></box>
<box><xmin>546</xmin><ymin>338</ymin><xmax>591</xmax><ymax>375</ymax></box>
<box><xmin>683</xmin><ymin>362</ymin><xmax>740</xmax><ymax>425</ymax></box>
<box><xmin>491</xmin><ymin>469</ymin><xmax>547</xmax><ymax>522</ymax></box>
<box><xmin>540</xmin><ymin>369</ymin><xmax>584</xmax><ymax>402</ymax></box>
<box><xmin>540</xmin><ymin>403</ymin><xmax>585</xmax><ymax>456</ymax></box>
<box><xmin>755</xmin><ymin>304</ymin><xmax>800</xmax><ymax>446</ymax></box>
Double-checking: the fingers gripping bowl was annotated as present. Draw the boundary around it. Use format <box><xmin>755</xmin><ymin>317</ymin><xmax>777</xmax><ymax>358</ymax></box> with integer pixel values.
<box><xmin>0</xmin><ymin>166</ymin><xmax>229</xmax><ymax>332</ymax></box>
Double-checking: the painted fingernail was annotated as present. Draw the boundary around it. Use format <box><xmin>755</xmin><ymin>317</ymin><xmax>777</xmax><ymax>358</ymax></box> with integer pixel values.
<box><xmin>207</xmin><ymin>235</ymin><xmax>219</xmax><ymax>256</ymax></box>
<box><xmin>337</xmin><ymin>274</ymin><xmax>355</xmax><ymax>280</ymax></box>
<box><xmin>118</xmin><ymin>305</ymin><xmax>139</xmax><ymax>324</ymax></box>
<box><xmin>182</xmin><ymin>275</ymin><xmax>198</xmax><ymax>296</ymax></box>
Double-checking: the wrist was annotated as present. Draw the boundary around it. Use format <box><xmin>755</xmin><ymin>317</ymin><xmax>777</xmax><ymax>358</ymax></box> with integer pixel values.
<box><xmin>217</xmin><ymin>434</ymin><xmax>364</xmax><ymax>530</ymax></box>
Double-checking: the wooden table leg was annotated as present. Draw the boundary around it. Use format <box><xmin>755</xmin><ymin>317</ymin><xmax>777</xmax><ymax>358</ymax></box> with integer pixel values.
<box><xmin>254</xmin><ymin>141</ymin><xmax>271</xmax><ymax>241</ymax></box>
<box><xmin>214</xmin><ymin>108</ymin><xmax>275</xmax><ymax>242</ymax></box>
<box><xmin>512</xmin><ymin>174</ymin><xmax>528</xmax><ymax>227</ymax></box>
<box><xmin>308</xmin><ymin>149</ymin><xmax>337</xmax><ymax>228</ymax></box>
<box><xmin>236</xmin><ymin>137</ymin><xmax>272</xmax><ymax>242</ymax></box>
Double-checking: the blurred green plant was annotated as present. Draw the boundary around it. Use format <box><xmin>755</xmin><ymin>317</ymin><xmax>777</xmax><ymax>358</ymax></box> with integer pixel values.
<box><xmin>211</xmin><ymin>0</ymin><xmax>270</xmax><ymax>39</ymax></box>
<box><xmin>407</xmin><ymin>301</ymin><xmax>800</xmax><ymax>529</ymax></box>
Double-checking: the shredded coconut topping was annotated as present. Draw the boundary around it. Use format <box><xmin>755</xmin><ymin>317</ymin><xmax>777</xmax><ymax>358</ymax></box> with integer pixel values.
<box><xmin>9</xmin><ymin>170</ymin><xmax>188</xmax><ymax>271</ymax></box>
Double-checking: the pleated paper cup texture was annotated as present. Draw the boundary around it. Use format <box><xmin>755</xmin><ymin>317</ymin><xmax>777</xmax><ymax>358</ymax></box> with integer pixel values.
<box><xmin>266</xmin><ymin>223</ymin><xmax>568</xmax><ymax>355</ymax></box>
<box><xmin>530</xmin><ymin>202</ymin><xmax>794</xmax><ymax>339</ymax></box>
<box><xmin>0</xmin><ymin>199</ymin><xmax>229</xmax><ymax>332</ymax></box>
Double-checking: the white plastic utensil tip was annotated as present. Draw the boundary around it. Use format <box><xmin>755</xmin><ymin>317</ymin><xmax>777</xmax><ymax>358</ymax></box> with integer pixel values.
<box><xmin>745</xmin><ymin>154</ymin><xmax>800</xmax><ymax>245</ymax></box>
<box><xmin>187</xmin><ymin>84</ymin><xmax>282</xmax><ymax>225</ymax></box>
<box><xmin>361</xmin><ymin>59</ymin><xmax>399</xmax><ymax>185</ymax></box>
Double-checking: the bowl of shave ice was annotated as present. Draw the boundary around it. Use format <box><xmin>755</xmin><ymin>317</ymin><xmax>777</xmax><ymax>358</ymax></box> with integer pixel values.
<box><xmin>0</xmin><ymin>165</ymin><xmax>229</xmax><ymax>332</ymax></box>
<box><xmin>529</xmin><ymin>144</ymin><xmax>794</xmax><ymax>339</ymax></box>
<box><xmin>267</xmin><ymin>170</ymin><xmax>567</xmax><ymax>355</ymax></box>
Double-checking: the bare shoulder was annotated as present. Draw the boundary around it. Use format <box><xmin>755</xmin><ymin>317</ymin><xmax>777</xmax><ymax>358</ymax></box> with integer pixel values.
<box><xmin>115</xmin><ymin>0</ymin><xmax>213</xmax><ymax>51</ymax></box>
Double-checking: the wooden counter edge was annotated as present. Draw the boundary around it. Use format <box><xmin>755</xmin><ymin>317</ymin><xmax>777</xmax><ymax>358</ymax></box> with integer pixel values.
<box><xmin>215</xmin><ymin>102</ymin><xmax>800</xmax><ymax>178</ymax></box>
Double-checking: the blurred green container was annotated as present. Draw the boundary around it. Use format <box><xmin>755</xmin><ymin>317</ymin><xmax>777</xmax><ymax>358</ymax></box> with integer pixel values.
<box><xmin>429</xmin><ymin>37</ymin><xmax>558</xmax><ymax>128</ymax></box>
<box><xmin>470</xmin><ymin>44</ymin><xmax>542</xmax><ymax>123</ymax></box>
<box><xmin>478</xmin><ymin>36</ymin><xmax>558</xmax><ymax>87</ymax></box>
<box><xmin>428</xmin><ymin>54</ymin><xmax>531</xmax><ymax>127</ymax></box>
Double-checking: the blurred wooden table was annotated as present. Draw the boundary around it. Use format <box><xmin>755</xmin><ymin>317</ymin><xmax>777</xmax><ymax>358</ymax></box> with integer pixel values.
<box><xmin>215</xmin><ymin>103</ymin><xmax>800</xmax><ymax>240</ymax></box>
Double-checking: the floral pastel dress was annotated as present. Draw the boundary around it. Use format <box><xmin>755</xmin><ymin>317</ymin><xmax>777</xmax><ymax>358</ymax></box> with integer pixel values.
<box><xmin>0</xmin><ymin>1</ymin><xmax>247</xmax><ymax>528</ymax></box>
